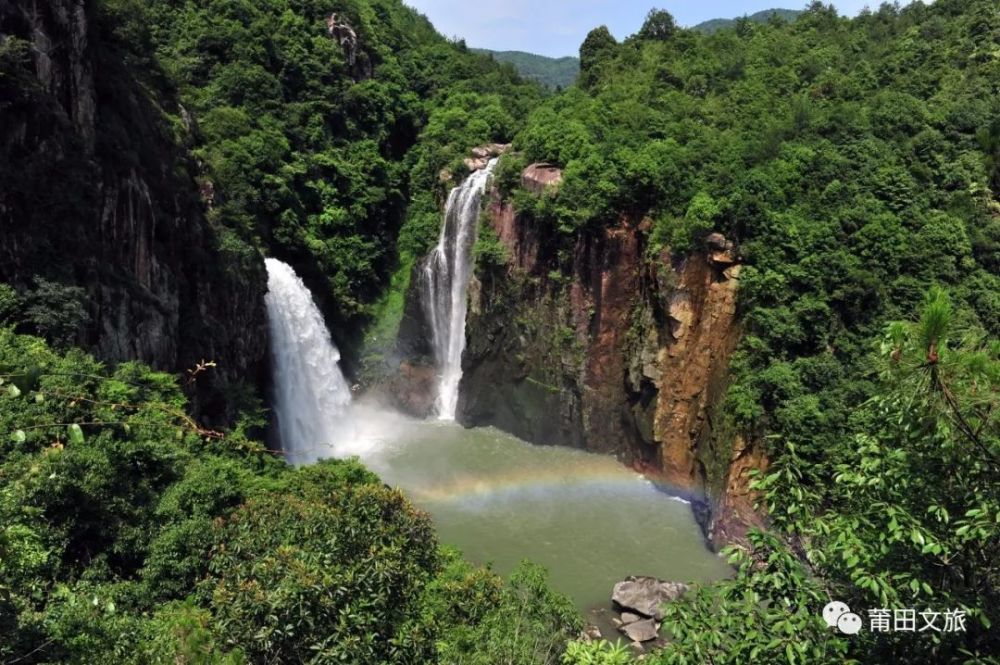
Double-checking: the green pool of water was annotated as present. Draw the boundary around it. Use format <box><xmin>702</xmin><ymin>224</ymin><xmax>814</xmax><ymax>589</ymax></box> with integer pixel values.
<box><xmin>330</xmin><ymin>407</ymin><xmax>730</xmax><ymax>613</ymax></box>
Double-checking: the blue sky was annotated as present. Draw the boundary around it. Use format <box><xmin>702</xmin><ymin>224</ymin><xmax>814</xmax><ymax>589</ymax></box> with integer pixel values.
<box><xmin>404</xmin><ymin>1</ymin><xmax>892</xmax><ymax>57</ymax></box>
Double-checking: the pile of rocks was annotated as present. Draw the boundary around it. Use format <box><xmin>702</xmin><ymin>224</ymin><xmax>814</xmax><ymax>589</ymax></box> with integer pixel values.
<box><xmin>464</xmin><ymin>143</ymin><xmax>510</xmax><ymax>171</ymax></box>
<box><xmin>611</xmin><ymin>577</ymin><xmax>689</xmax><ymax>649</ymax></box>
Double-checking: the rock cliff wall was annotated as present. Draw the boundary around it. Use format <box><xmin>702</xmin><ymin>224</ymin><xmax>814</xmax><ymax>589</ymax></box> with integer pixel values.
<box><xmin>0</xmin><ymin>0</ymin><xmax>268</xmax><ymax>422</ymax></box>
<box><xmin>457</xmin><ymin>170</ymin><xmax>767</xmax><ymax>543</ymax></box>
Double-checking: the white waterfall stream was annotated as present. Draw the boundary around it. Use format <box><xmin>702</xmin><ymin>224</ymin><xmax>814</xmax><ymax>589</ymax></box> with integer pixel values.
<box><xmin>422</xmin><ymin>159</ymin><xmax>498</xmax><ymax>419</ymax></box>
<box><xmin>264</xmin><ymin>258</ymin><xmax>352</xmax><ymax>464</ymax></box>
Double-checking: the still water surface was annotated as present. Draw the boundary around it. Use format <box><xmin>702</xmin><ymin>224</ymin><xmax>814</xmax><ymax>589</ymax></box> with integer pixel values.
<box><xmin>334</xmin><ymin>408</ymin><xmax>731</xmax><ymax>612</ymax></box>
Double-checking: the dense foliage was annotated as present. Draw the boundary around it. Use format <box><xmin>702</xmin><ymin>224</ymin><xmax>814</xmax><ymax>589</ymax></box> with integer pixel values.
<box><xmin>100</xmin><ymin>0</ymin><xmax>541</xmax><ymax>357</ymax></box>
<box><xmin>509</xmin><ymin>1</ymin><xmax>999</xmax><ymax>663</ymax></box>
<box><xmin>0</xmin><ymin>329</ymin><xmax>581</xmax><ymax>663</ymax></box>
<box><xmin>5</xmin><ymin>0</ymin><xmax>1000</xmax><ymax>663</ymax></box>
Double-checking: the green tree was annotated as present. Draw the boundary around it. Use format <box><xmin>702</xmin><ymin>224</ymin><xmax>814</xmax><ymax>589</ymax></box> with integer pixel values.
<box><xmin>637</xmin><ymin>9</ymin><xmax>677</xmax><ymax>41</ymax></box>
<box><xmin>578</xmin><ymin>27</ymin><xmax>618</xmax><ymax>88</ymax></box>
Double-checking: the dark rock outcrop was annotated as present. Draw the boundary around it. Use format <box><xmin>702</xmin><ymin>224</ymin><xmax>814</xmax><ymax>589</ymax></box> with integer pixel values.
<box><xmin>0</xmin><ymin>0</ymin><xmax>268</xmax><ymax>423</ymax></box>
<box><xmin>326</xmin><ymin>12</ymin><xmax>371</xmax><ymax>80</ymax></box>
<box><xmin>378</xmin><ymin>360</ymin><xmax>437</xmax><ymax>418</ymax></box>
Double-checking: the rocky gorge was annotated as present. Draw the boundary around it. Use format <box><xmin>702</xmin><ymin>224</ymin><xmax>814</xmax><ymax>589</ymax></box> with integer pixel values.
<box><xmin>391</xmin><ymin>156</ymin><xmax>768</xmax><ymax>547</ymax></box>
<box><xmin>0</xmin><ymin>1</ymin><xmax>767</xmax><ymax>545</ymax></box>
<box><xmin>5</xmin><ymin>1</ymin><xmax>998</xmax><ymax>662</ymax></box>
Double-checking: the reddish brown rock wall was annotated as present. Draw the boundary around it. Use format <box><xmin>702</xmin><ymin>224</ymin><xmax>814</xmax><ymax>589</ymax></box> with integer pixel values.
<box><xmin>459</xmin><ymin>185</ymin><xmax>768</xmax><ymax>544</ymax></box>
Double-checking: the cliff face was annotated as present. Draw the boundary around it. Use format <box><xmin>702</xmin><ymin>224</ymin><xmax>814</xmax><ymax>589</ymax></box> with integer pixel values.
<box><xmin>458</xmin><ymin>180</ymin><xmax>767</xmax><ymax>542</ymax></box>
<box><xmin>0</xmin><ymin>0</ymin><xmax>268</xmax><ymax>422</ymax></box>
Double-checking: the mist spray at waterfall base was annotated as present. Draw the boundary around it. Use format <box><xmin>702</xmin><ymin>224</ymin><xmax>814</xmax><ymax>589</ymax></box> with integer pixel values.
<box><xmin>264</xmin><ymin>242</ymin><xmax>727</xmax><ymax>615</ymax></box>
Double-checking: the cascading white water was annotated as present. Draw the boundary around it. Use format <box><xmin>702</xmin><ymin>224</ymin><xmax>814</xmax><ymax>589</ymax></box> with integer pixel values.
<box><xmin>423</xmin><ymin>158</ymin><xmax>498</xmax><ymax>420</ymax></box>
<box><xmin>264</xmin><ymin>258</ymin><xmax>352</xmax><ymax>464</ymax></box>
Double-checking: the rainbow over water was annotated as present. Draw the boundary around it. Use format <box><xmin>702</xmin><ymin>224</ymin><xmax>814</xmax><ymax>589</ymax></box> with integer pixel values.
<box><xmin>407</xmin><ymin>460</ymin><xmax>694</xmax><ymax>507</ymax></box>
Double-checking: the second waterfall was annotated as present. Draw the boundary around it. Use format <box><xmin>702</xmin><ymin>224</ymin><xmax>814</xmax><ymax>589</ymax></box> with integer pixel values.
<box><xmin>422</xmin><ymin>158</ymin><xmax>498</xmax><ymax>420</ymax></box>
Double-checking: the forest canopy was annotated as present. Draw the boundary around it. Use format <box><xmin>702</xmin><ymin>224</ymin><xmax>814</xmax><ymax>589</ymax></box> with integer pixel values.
<box><xmin>2</xmin><ymin>0</ymin><xmax>999</xmax><ymax>663</ymax></box>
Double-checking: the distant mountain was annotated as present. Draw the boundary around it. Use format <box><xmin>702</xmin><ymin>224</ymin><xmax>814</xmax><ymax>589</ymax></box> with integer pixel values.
<box><xmin>475</xmin><ymin>10</ymin><xmax>801</xmax><ymax>88</ymax></box>
<box><xmin>473</xmin><ymin>49</ymin><xmax>579</xmax><ymax>89</ymax></box>
<box><xmin>693</xmin><ymin>8</ymin><xmax>802</xmax><ymax>34</ymax></box>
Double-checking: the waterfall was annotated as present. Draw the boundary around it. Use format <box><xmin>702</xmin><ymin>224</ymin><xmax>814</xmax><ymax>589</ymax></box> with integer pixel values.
<box><xmin>264</xmin><ymin>258</ymin><xmax>352</xmax><ymax>464</ymax></box>
<box><xmin>422</xmin><ymin>159</ymin><xmax>498</xmax><ymax>420</ymax></box>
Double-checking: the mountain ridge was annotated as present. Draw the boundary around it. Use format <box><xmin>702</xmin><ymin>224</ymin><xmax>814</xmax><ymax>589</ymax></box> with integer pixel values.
<box><xmin>693</xmin><ymin>7</ymin><xmax>802</xmax><ymax>33</ymax></box>
<box><xmin>473</xmin><ymin>9</ymin><xmax>803</xmax><ymax>88</ymax></box>
<box><xmin>471</xmin><ymin>48</ymin><xmax>579</xmax><ymax>89</ymax></box>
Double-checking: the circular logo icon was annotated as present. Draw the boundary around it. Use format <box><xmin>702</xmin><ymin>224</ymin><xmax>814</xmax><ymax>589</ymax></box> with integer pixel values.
<box><xmin>822</xmin><ymin>601</ymin><xmax>851</xmax><ymax>628</ymax></box>
<box><xmin>837</xmin><ymin>612</ymin><xmax>863</xmax><ymax>635</ymax></box>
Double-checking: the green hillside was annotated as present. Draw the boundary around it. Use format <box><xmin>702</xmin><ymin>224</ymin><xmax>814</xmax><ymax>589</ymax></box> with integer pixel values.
<box><xmin>693</xmin><ymin>7</ymin><xmax>802</xmax><ymax>34</ymax></box>
<box><xmin>473</xmin><ymin>49</ymin><xmax>579</xmax><ymax>89</ymax></box>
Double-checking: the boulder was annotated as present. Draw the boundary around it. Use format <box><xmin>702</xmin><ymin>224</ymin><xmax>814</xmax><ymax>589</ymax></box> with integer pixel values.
<box><xmin>464</xmin><ymin>157</ymin><xmax>489</xmax><ymax>172</ymax></box>
<box><xmin>521</xmin><ymin>163</ymin><xmax>563</xmax><ymax>193</ymax></box>
<box><xmin>705</xmin><ymin>232</ymin><xmax>730</xmax><ymax>251</ymax></box>
<box><xmin>612</xmin><ymin>577</ymin><xmax>689</xmax><ymax>620</ymax></box>
<box><xmin>620</xmin><ymin>612</ymin><xmax>642</xmax><ymax>625</ymax></box>
<box><xmin>705</xmin><ymin>232</ymin><xmax>737</xmax><ymax>266</ymax></box>
<box><xmin>621</xmin><ymin>618</ymin><xmax>659</xmax><ymax>643</ymax></box>
<box><xmin>710</xmin><ymin>250</ymin><xmax>736</xmax><ymax>266</ymax></box>
<box><xmin>471</xmin><ymin>143</ymin><xmax>510</xmax><ymax>159</ymax></box>
<box><xmin>467</xmin><ymin>143</ymin><xmax>511</xmax><ymax>170</ymax></box>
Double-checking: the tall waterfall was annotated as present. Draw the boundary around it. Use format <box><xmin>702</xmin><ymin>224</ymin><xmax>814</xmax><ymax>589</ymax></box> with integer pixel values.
<box><xmin>265</xmin><ymin>258</ymin><xmax>352</xmax><ymax>464</ymax></box>
<box><xmin>423</xmin><ymin>158</ymin><xmax>498</xmax><ymax>420</ymax></box>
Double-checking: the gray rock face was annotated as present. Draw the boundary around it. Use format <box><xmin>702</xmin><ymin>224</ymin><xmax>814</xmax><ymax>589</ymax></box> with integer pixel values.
<box><xmin>612</xmin><ymin>576</ymin><xmax>689</xmax><ymax>620</ymax></box>
<box><xmin>620</xmin><ymin>611</ymin><xmax>642</xmax><ymax>625</ymax></box>
<box><xmin>0</xmin><ymin>0</ymin><xmax>268</xmax><ymax>424</ymax></box>
<box><xmin>326</xmin><ymin>13</ymin><xmax>358</xmax><ymax>64</ymax></box>
<box><xmin>326</xmin><ymin>12</ymin><xmax>372</xmax><ymax>80</ymax></box>
<box><xmin>621</xmin><ymin>618</ymin><xmax>659</xmax><ymax>643</ymax></box>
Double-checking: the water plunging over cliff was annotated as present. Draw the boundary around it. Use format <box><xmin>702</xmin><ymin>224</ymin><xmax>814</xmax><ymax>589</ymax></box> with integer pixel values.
<box><xmin>422</xmin><ymin>159</ymin><xmax>498</xmax><ymax>419</ymax></box>
<box><xmin>261</xmin><ymin>250</ymin><xmax>728</xmax><ymax>619</ymax></box>
<box><xmin>265</xmin><ymin>258</ymin><xmax>352</xmax><ymax>464</ymax></box>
